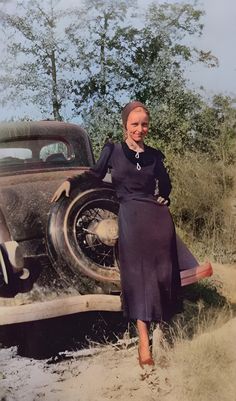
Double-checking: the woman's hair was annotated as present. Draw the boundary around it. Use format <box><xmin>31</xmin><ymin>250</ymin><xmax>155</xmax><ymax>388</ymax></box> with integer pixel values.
<box><xmin>121</xmin><ymin>101</ymin><xmax>150</xmax><ymax>140</ymax></box>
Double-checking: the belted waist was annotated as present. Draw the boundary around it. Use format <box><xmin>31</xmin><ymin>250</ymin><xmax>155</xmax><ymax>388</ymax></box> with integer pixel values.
<box><xmin>118</xmin><ymin>192</ymin><xmax>157</xmax><ymax>204</ymax></box>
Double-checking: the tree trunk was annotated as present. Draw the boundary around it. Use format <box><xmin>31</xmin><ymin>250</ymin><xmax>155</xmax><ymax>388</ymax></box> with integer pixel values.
<box><xmin>50</xmin><ymin>49</ymin><xmax>63</xmax><ymax>121</ymax></box>
<box><xmin>100</xmin><ymin>13</ymin><xmax>108</xmax><ymax>96</ymax></box>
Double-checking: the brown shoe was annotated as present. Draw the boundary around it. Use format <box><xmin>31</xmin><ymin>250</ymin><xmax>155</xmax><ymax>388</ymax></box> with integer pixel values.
<box><xmin>138</xmin><ymin>348</ymin><xmax>155</xmax><ymax>369</ymax></box>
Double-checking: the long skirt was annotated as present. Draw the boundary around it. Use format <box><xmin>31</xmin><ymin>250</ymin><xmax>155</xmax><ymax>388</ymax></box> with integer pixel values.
<box><xmin>118</xmin><ymin>198</ymin><xmax>182</xmax><ymax>323</ymax></box>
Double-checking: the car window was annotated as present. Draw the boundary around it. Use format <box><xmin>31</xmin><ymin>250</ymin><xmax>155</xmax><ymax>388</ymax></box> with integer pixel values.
<box><xmin>40</xmin><ymin>142</ymin><xmax>72</xmax><ymax>162</ymax></box>
<box><xmin>0</xmin><ymin>148</ymin><xmax>32</xmax><ymax>162</ymax></box>
<box><xmin>0</xmin><ymin>138</ymin><xmax>75</xmax><ymax>168</ymax></box>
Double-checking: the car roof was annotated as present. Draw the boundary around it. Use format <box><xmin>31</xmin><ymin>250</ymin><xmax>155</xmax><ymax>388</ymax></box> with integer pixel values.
<box><xmin>0</xmin><ymin>120</ymin><xmax>88</xmax><ymax>142</ymax></box>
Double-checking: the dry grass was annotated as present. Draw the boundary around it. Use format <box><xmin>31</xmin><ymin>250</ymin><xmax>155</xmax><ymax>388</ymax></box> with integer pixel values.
<box><xmin>163</xmin><ymin>313</ymin><xmax>236</xmax><ymax>401</ymax></box>
<box><xmin>151</xmin><ymin>266</ymin><xmax>236</xmax><ymax>401</ymax></box>
<box><xmin>169</xmin><ymin>151</ymin><xmax>236</xmax><ymax>262</ymax></box>
<box><xmin>212</xmin><ymin>263</ymin><xmax>236</xmax><ymax>304</ymax></box>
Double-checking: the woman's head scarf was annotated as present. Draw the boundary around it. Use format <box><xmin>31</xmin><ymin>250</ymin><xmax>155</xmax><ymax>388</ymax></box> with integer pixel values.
<box><xmin>121</xmin><ymin>101</ymin><xmax>150</xmax><ymax>128</ymax></box>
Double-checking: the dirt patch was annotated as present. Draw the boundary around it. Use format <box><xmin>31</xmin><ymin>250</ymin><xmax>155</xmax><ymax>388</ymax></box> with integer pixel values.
<box><xmin>0</xmin><ymin>264</ymin><xmax>236</xmax><ymax>401</ymax></box>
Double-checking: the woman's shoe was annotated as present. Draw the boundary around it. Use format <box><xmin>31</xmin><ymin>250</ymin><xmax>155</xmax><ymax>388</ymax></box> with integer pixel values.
<box><xmin>138</xmin><ymin>348</ymin><xmax>155</xmax><ymax>369</ymax></box>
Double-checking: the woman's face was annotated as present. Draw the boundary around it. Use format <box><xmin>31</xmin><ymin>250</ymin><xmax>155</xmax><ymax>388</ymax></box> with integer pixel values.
<box><xmin>125</xmin><ymin>107</ymin><xmax>149</xmax><ymax>143</ymax></box>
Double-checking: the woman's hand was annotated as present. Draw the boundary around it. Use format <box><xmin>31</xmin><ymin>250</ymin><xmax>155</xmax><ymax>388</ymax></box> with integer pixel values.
<box><xmin>157</xmin><ymin>196</ymin><xmax>168</xmax><ymax>205</ymax></box>
<box><xmin>50</xmin><ymin>181</ymin><xmax>71</xmax><ymax>203</ymax></box>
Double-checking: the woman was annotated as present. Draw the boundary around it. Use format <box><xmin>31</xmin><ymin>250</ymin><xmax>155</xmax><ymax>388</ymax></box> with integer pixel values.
<box><xmin>51</xmin><ymin>101</ymin><xmax>182</xmax><ymax>368</ymax></box>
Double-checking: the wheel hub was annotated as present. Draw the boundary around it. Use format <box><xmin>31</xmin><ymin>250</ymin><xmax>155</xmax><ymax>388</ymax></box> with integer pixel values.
<box><xmin>86</xmin><ymin>218</ymin><xmax>119</xmax><ymax>247</ymax></box>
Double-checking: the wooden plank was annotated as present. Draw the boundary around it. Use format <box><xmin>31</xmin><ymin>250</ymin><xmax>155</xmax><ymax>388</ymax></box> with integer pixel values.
<box><xmin>0</xmin><ymin>261</ymin><xmax>213</xmax><ymax>326</ymax></box>
<box><xmin>0</xmin><ymin>294</ymin><xmax>122</xmax><ymax>326</ymax></box>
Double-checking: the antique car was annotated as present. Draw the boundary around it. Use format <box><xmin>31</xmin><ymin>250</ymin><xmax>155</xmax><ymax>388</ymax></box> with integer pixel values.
<box><xmin>0</xmin><ymin>120</ymin><xmax>212</xmax><ymax>325</ymax></box>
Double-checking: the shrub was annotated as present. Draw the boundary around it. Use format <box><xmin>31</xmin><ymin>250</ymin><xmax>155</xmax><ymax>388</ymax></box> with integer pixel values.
<box><xmin>168</xmin><ymin>150</ymin><xmax>236</xmax><ymax>262</ymax></box>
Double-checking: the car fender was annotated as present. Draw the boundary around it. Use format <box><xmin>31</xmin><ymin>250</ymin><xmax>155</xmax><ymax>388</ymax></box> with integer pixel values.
<box><xmin>0</xmin><ymin>207</ymin><xmax>11</xmax><ymax>243</ymax></box>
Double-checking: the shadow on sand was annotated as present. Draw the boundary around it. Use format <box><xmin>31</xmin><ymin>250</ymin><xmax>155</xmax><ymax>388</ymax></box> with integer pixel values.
<box><xmin>0</xmin><ymin>311</ymin><xmax>135</xmax><ymax>360</ymax></box>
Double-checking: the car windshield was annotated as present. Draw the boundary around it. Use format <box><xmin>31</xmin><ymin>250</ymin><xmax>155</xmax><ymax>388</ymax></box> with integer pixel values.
<box><xmin>0</xmin><ymin>138</ymin><xmax>75</xmax><ymax>169</ymax></box>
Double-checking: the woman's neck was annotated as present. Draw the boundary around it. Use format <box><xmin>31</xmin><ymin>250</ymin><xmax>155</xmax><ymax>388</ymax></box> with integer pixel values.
<box><xmin>125</xmin><ymin>138</ymin><xmax>144</xmax><ymax>152</ymax></box>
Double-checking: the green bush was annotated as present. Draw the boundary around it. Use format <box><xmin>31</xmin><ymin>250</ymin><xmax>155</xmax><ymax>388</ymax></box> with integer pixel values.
<box><xmin>168</xmin><ymin>151</ymin><xmax>236</xmax><ymax>262</ymax></box>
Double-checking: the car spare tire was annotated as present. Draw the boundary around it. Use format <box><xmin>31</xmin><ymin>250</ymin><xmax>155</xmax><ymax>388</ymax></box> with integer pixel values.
<box><xmin>47</xmin><ymin>175</ymin><xmax>121</xmax><ymax>289</ymax></box>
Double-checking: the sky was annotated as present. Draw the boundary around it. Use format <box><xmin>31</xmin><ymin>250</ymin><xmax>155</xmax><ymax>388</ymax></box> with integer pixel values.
<box><xmin>59</xmin><ymin>0</ymin><xmax>236</xmax><ymax>97</ymax></box>
<box><xmin>185</xmin><ymin>0</ymin><xmax>236</xmax><ymax>98</ymax></box>
<box><xmin>0</xmin><ymin>0</ymin><xmax>236</xmax><ymax>120</ymax></box>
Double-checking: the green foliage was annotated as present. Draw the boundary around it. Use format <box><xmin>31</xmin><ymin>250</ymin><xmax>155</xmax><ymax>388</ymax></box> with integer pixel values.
<box><xmin>192</xmin><ymin>95</ymin><xmax>236</xmax><ymax>160</ymax></box>
<box><xmin>67</xmin><ymin>0</ymin><xmax>138</xmax><ymax>115</ymax></box>
<box><xmin>0</xmin><ymin>0</ymin><xmax>218</xmax><ymax>124</ymax></box>
<box><xmin>145</xmin><ymin>88</ymin><xmax>202</xmax><ymax>152</ymax></box>
<box><xmin>81</xmin><ymin>101</ymin><xmax>122</xmax><ymax>157</ymax></box>
<box><xmin>0</xmin><ymin>0</ymin><xmax>77</xmax><ymax>120</ymax></box>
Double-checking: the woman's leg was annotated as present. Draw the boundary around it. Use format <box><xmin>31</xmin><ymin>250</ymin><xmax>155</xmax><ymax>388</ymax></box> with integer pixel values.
<box><xmin>137</xmin><ymin>319</ymin><xmax>154</xmax><ymax>365</ymax></box>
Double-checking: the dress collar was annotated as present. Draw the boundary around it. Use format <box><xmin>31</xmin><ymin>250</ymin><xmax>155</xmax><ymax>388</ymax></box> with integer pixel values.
<box><xmin>121</xmin><ymin>142</ymin><xmax>154</xmax><ymax>167</ymax></box>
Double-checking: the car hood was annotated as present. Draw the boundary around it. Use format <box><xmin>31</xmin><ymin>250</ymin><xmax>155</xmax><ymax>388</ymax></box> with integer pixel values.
<box><xmin>0</xmin><ymin>168</ymin><xmax>88</xmax><ymax>241</ymax></box>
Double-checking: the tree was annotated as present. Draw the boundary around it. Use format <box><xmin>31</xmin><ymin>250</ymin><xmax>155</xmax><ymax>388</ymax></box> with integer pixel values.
<box><xmin>0</xmin><ymin>0</ymin><xmax>77</xmax><ymax>120</ymax></box>
<box><xmin>72</xmin><ymin>1</ymin><xmax>218</xmax><ymax>152</ymax></box>
<box><xmin>66</xmin><ymin>0</ymin><xmax>138</xmax><ymax>114</ymax></box>
<box><xmin>121</xmin><ymin>2</ymin><xmax>218</xmax><ymax>152</ymax></box>
<box><xmin>0</xmin><ymin>0</ymin><xmax>218</xmax><ymax>140</ymax></box>
<box><xmin>118</xmin><ymin>2</ymin><xmax>217</xmax><ymax>100</ymax></box>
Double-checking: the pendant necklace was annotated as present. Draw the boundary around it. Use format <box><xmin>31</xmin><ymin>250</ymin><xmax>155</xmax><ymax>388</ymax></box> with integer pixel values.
<box><xmin>125</xmin><ymin>140</ymin><xmax>143</xmax><ymax>170</ymax></box>
<box><xmin>135</xmin><ymin>151</ymin><xmax>141</xmax><ymax>170</ymax></box>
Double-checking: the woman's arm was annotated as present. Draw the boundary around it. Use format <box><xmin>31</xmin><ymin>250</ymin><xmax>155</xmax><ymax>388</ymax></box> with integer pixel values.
<box><xmin>155</xmin><ymin>150</ymin><xmax>172</xmax><ymax>204</ymax></box>
<box><xmin>51</xmin><ymin>142</ymin><xmax>114</xmax><ymax>202</ymax></box>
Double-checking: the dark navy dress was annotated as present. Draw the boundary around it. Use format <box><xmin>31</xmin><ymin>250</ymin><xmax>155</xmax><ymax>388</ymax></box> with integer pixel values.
<box><xmin>71</xmin><ymin>141</ymin><xmax>182</xmax><ymax>322</ymax></box>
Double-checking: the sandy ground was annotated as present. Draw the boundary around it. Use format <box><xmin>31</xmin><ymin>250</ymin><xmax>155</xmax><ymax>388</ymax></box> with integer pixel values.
<box><xmin>0</xmin><ymin>263</ymin><xmax>236</xmax><ymax>401</ymax></box>
<box><xmin>211</xmin><ymin>263</ymin><xmax>236</xmax><ymax>304</ymax></box>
